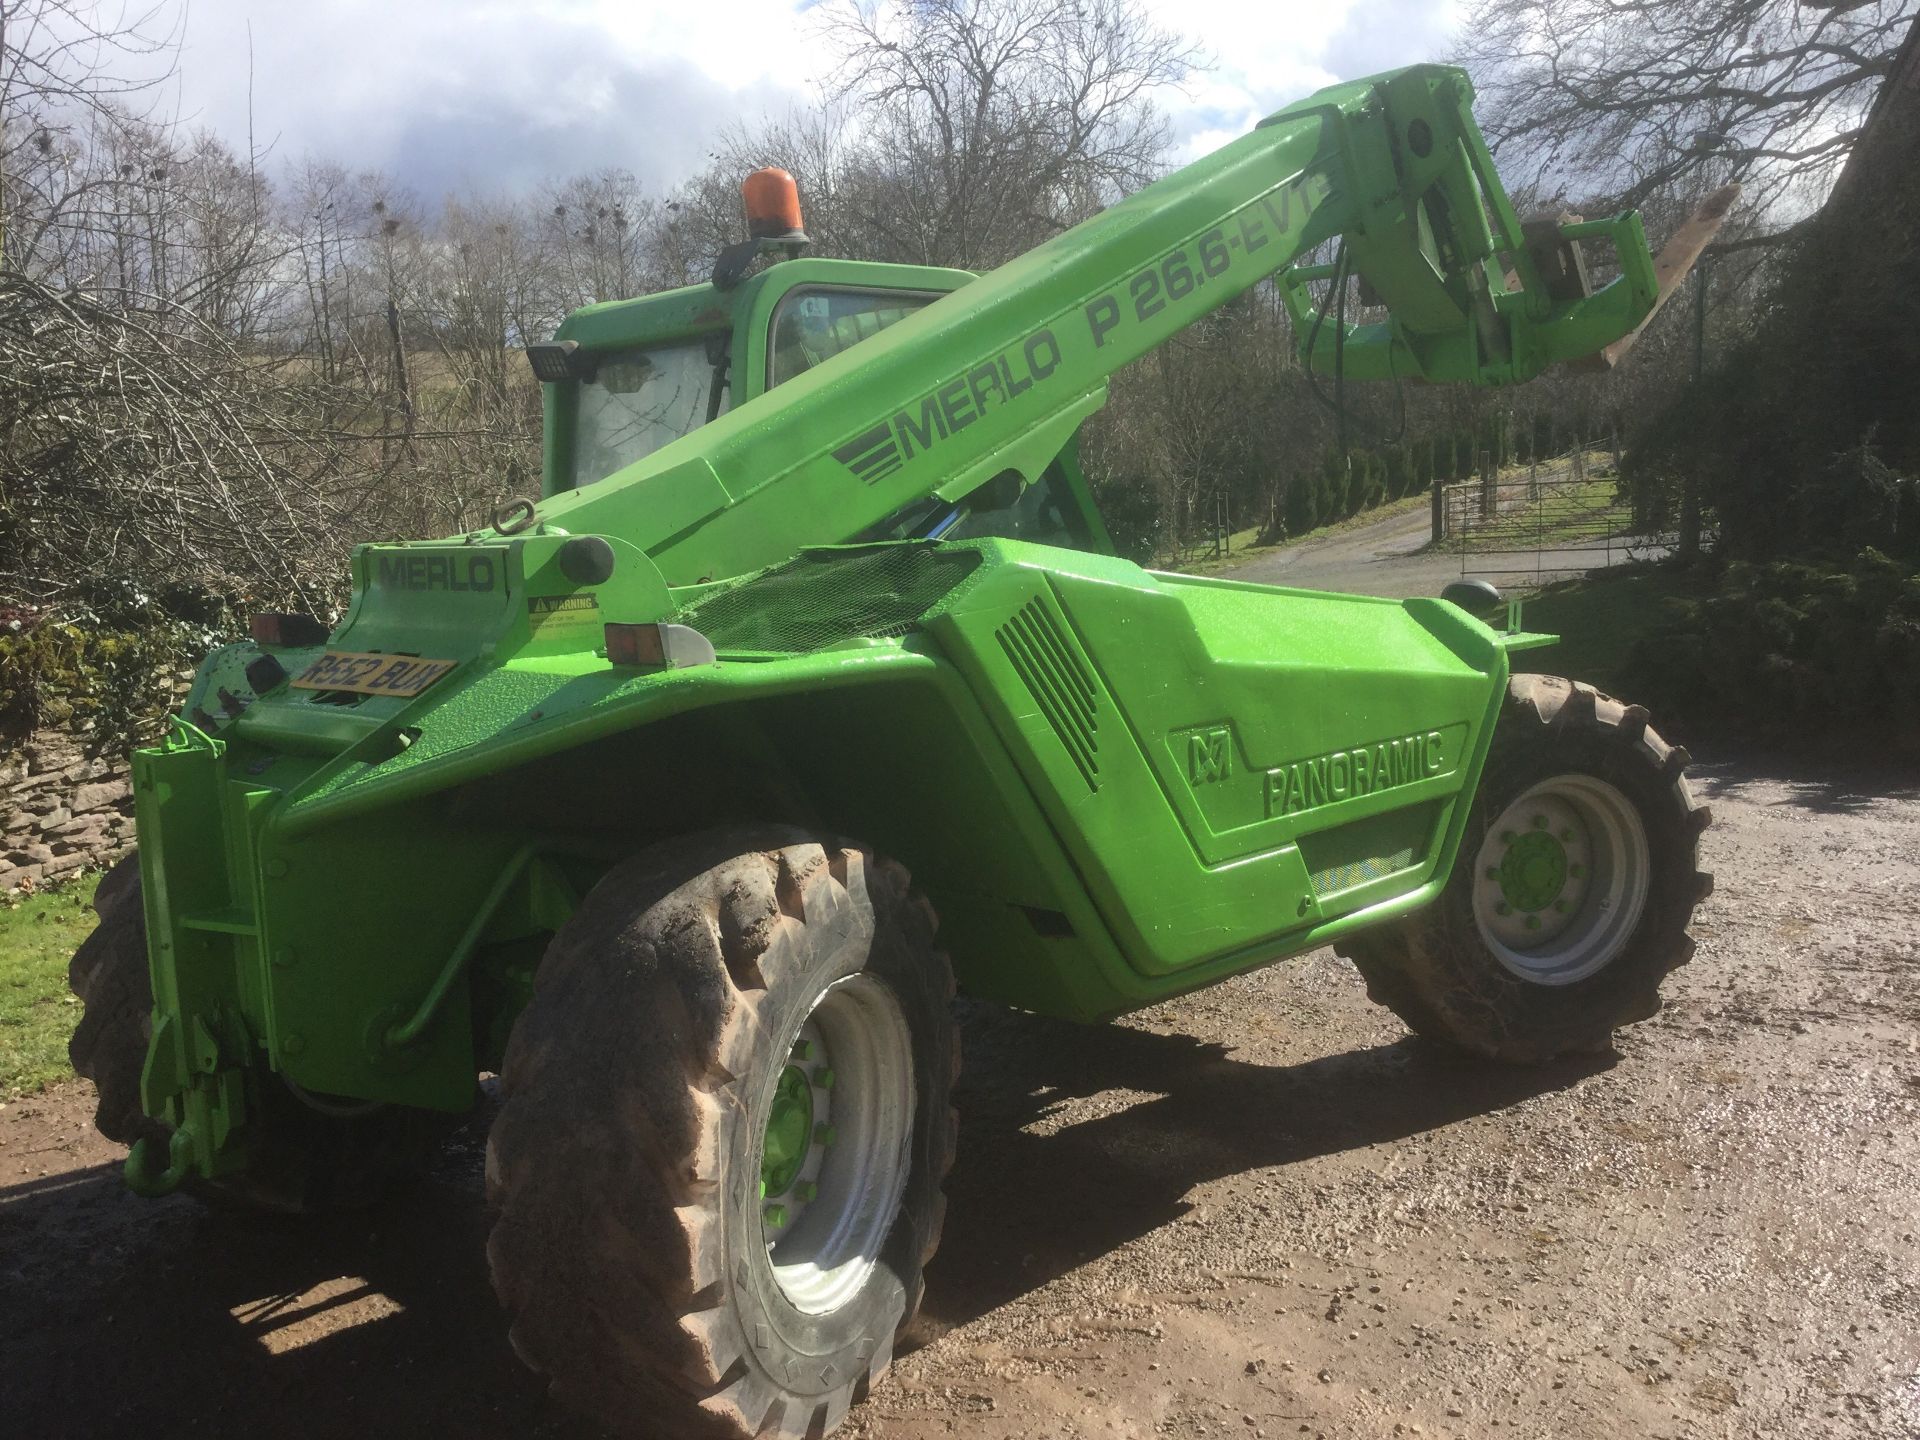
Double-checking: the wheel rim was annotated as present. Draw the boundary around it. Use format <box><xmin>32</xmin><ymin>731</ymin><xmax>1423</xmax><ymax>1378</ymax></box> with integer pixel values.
<box><xmin>758</xmin><ymin>973</ymin><xmax>915</xmax><ymax>1315</ymax></box>
<box><xmin>1470</xmin><ymin>773</ymin><xmax>1651</xmax><ymax>986</ymax></box>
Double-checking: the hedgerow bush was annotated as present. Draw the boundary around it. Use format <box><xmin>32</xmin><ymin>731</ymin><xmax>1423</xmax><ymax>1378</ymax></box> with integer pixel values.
<box><xmin>0</xmin><ymin>580</ymin><xmax>232</xmax><ymax>755</ymax></box>
<box><xmin>1626</xmin><ymin>548</ymin><xmax>1920</xmax><ymax>744</ymax></box>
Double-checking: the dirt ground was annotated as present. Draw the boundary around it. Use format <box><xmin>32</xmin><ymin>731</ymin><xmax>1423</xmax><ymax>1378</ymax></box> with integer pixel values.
<box><xmin>2</xmin><ymin>750</ymin><xmax>1917</xmax><ymax>1440</ymax></box>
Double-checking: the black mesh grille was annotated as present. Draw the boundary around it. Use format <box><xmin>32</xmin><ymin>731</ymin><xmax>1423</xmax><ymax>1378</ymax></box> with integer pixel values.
<box><xmin>681</xmin><ymin>544</ymin><xmax>984</xmax><ymax>654</ymax></box>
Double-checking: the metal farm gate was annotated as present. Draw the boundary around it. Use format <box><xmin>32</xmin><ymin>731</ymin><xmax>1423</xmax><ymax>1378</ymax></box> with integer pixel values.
<box><xmin>1432</xmin><ymin>449</ymin><xmax>1676</xmax><ymax>594</ymax></box>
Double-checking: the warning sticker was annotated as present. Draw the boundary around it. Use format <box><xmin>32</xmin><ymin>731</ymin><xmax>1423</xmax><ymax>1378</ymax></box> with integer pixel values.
<box><xmin>528</xmin><ymin>593</ymin><xmax>601</xmax><ymax>633</ymax></box>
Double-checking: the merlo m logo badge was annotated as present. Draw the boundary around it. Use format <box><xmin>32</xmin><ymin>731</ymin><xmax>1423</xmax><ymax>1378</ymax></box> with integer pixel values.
<box><xmin>1188</xmin><ymin>727</ymin><xmax>1231</xmax><ymax>785</ymax></box>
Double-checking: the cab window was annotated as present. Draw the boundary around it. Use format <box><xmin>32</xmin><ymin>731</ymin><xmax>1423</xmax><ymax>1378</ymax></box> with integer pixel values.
<box><xmin>572</xmin><ymin>338</ymin><xmax>727</xmax><ymax>489</ymax></box>
<box><xmin>769</xmin><ymin>287</ymin><xmax>939</xmax><ymax>388</ymax></box>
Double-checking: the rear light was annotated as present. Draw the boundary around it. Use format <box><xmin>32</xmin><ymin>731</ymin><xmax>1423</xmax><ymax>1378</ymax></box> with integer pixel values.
<box><xmin>604</xmin><ymin>622</ymin><xmax>717</xmax><ymax>669</ymax></box>
<box><xmin>250</xmin><ymin>613</ymin><xmax>328</xmax><ymax>647</ymax></box>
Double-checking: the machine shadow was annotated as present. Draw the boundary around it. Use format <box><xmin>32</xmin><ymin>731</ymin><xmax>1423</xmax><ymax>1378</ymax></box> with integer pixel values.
<box><xmin>0</xmin><ymin>1008</ymin><xmax>1599</xmax><ymax>1438</ymax></box>
<box><xmin>0</xmin><ymin>1125</ymin><xmax>603</xmax><ymax>1439</ymax></box>
<box><xmin>919</xmin><ymin>1003</ymin><xmax>1607</xmax><ymax>1331</ymax></box>
<box><xmin>1688</xmin><ymin>753</ymin><xmax>1920</xmax><ymax>814</ymax></box>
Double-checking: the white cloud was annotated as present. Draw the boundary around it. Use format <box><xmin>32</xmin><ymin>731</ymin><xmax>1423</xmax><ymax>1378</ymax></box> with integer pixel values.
<box><xmin>150</xmin><ymin>0</ymin><xmax>1462</xmax><ymax>199</ymax></box>
<box><xmin>1144</xmin><ymin>0</ymin><xmax>1467</xmax><ymax>163</ymax></box>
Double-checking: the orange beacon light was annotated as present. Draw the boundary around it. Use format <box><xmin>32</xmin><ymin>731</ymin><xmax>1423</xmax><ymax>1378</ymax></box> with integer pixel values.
<box><xmin>742</xmin><ymin>167</ymin><xmax>807</xmax><ymax>240</ymax></box>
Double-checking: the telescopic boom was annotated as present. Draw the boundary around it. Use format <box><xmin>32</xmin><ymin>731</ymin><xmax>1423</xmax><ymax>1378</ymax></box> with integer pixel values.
<box><xmin>519</xmin><ymin>64</ymin><xmax>1667</xmax><ymax>586</ymax></box>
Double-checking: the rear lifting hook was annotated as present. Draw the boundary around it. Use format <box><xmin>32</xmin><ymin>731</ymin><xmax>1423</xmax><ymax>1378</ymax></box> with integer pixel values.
<box><xmin>491</xmin><ymin>497</ymin><xmax>536</xmax><ymax>536</ymax></box>
<box><xmin>124</xmin><ymin>1128</ymin><xmax>196</xmax><ymax>1197</ymax></box>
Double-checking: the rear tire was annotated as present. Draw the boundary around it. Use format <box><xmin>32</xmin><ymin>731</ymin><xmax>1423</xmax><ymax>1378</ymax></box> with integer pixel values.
<box><xmin>1340</xmin><ymin>675</ymin><xmax>1712</xmax><ymax>1063</ymax></box>
<box><xmin>485</xmin><ymin>828</ymin><xmax>958</xmax><ymax>1440</ymax></box>
<box><xmin>67</xmin><ymin>852</ymin><xmax>446</xmax><ymax>1212</ymax></box>
<box><xmin>68</xmin><ymin>855</ymin><xmax>161</xmax><ymax>1150</ymax></box>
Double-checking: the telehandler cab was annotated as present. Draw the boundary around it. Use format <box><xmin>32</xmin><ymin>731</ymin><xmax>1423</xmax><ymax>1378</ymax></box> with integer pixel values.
<box><xmin>68</xmin><ymin>63</ymin><xmax>1716</xmax><ymax>1439</ymax></box>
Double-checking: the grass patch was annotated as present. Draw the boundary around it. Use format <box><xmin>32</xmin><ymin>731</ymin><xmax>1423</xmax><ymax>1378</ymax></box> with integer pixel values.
<box><xmin>1519</xmin><ymin>565</ymin><xmax>1703</xmax><ymax>697</ymax></box>
<box><xmin>0</xmin><ymin>874</ymin><xmax>101</xmax><ymax>1097</ymax></box>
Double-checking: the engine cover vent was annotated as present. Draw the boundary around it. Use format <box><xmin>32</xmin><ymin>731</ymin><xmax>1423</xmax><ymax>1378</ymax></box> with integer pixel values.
<box><xmin>997</xmin><ymin>596</ymin><xmax>1099</xmax><ymax>791</ymax></box>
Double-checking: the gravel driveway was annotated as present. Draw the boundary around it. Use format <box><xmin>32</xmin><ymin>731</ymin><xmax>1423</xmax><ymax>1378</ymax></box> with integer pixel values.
<box><xmin>2</xmin><ymin>752</ymin><xmax>1915</xmax><ymax>1439</ymax></box>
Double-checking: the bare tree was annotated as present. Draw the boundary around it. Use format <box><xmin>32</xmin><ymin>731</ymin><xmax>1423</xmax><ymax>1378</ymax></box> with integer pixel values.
<box><xmin>0</xmin><ymin>272</ymin><xmax>385</xmax><ymax>609</ymax></box>
<box><xmin>1460</xmin><ymin>0</ymin><xmax>1918</xmax><ymax>235</ymax></box>
<box><xmin>8</xmin><ymin>0</ymin><xmax>1719</xmax><ymax>605</ymax></box>
<box><xmin>655</xmin><ymin>0</ymin><xmax>1200</xmax><ymax>280</ymax></box>
<box><xmin>815</xmin><ymin>0</ymin><xmax>1200</xmax><ymax>266</ymax></box>
<box><xmin>1</xmin><ymin>0</ymin><xmax>182</xmax><ymax>271</ymax></box>
<box><xmin>540</xmin><ymin>168</ymin><xmax>658</xmax><ymax>307</ymax></box>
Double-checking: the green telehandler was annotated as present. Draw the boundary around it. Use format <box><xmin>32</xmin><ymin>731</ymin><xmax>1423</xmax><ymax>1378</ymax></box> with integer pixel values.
<box><xmin>68</xmin><ymin>63</ymin><xmax>1716</xmax><ymax>1439</ymax></box>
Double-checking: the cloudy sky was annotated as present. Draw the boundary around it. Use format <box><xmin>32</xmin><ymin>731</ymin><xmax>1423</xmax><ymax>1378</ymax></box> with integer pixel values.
<box><xmin>145</xmin><ymin>0</ymin><xmax>1462</xmax><ymax>199</ymax></box>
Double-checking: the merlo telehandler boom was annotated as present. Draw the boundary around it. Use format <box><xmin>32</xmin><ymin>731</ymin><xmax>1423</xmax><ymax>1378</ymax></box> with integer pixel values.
<box><xmin>520</xmin><ymin>65</ymin><xmax>1659</xmax><ymax>587</ymax></box>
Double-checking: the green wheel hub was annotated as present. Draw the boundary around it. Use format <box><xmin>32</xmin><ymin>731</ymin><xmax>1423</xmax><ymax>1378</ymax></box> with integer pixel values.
<box><xmin>1497</xmin><ymin>826</ymin><xmax>1569</xmax><ymax>915</ymax></box>
<box><xmin>761</xmin><ymin>1065</ymin><xmax>816</xmax><ymax>1201</ymax></box>
<box><xmin>757</xmin><ymin>975</ymin><xmax>916</xmax><ymax>1316</ymax></box>
<box><xmin>759</xmin><ymin>1018</ymin><xmax>846</xmax><ymax>1238</ymax></box>
<box><xmin>1470</xmin><ymin>775</ymin><xmax>1653</xmax><ymax>986</ymax></box>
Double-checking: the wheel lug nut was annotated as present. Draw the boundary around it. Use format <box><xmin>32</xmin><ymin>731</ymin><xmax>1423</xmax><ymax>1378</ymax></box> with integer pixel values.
<box><xmin>1496</xmin><ymin>902</ymin><xmax>1512</xmax><ymax>916</ymax></box>
<box><xmin>794</xmin><ymin>1180</ymin><xmax>818</xmax><ymax>1202</ymax></box>
<box><xmin>765</xmin><ymin>1204</ymin><xmax>788</xmax><ymax>1229</ymax></box>
<box><xmin>1525</xmin><ymin>914</ymin><xmax>1541</xmax><ymax>930</ymax></box>
<box><xmin>792</xmin><ymin>1039</ymin><xmax>814</xmax><ymax>1062</ymax></box>
<box><xmin>813</xmin><ymin>1066</ymin><xmax>835</xmax><ymax>1091</ymax></box>
<box><xmin>1553</xmin><ymin>900</ymin><xmax>1568</xmax><ymax>913</ymax></box>
<box><xmin>814</xmin><ymin>1123</ymin><xmax>836</xmax><ymax>1147</ymax></box>
<box><xmin>1569</xmin><ymin>863</ymin><xmax>1585</xmax><ymax>878</ymax></box>
<box><xmin>1532</xmin><ymin>814</ymin><xmax>1548</xmax><ymax>829</ymax></box>
<box><xmin>1560</xmin><ymin>828</ymin><xmax>1574</xmax><ymax>842</ymax></box>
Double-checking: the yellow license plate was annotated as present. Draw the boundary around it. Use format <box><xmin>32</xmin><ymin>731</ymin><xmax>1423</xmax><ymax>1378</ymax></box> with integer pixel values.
<box><xmin>289</xmin><ymin>651</ymin><xmax>457</xmax><ymax>698</ymax></box>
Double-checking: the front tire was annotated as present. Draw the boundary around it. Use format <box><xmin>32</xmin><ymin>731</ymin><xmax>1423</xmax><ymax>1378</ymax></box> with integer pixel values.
<box><xmin>1341</xmin><ymin>675</ymin><xmax>1712</xmax><ymax>1063</ymax></box>
<box><xmin>485</xmin><ymin>829</ymin><xmax>958</xmax><ymax>1440</ymax></box>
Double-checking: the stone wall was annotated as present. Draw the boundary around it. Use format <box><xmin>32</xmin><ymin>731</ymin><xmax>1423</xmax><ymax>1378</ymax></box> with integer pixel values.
<box><xmin>1</xmin><ymin>731</ymin><xmax>133</xmax><ymax>891</ymax></box>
